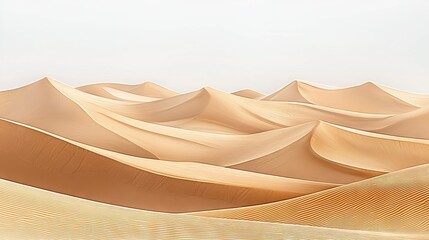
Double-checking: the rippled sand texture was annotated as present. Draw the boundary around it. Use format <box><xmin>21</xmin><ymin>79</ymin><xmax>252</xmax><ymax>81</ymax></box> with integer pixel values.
<box><xmin>0</xmin><ymin>77</ymin><xmax>428</xmax><ymax>239</ymax></box>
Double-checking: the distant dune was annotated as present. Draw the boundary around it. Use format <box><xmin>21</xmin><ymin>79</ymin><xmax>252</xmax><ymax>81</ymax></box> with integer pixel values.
<box><xmin>232</xmin><ymin>89</ymin><xmax>265</xmax><ymax>99</ymax></box>
<box><xmin>0</xmin><ymin>77</ymin><xmax>428</xmax><ymax>239</ymax></box>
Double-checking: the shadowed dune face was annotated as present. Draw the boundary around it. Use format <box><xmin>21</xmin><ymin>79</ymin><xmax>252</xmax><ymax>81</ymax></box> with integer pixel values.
<box><xmin>0</xmin><ymin>119</ymin><xmax>318</xmax><ymax>212</ymax></box>
<box><xmin>1</xmin><ymin>78</ymin><xmax>429</xmax><ymax>238</ymax></box>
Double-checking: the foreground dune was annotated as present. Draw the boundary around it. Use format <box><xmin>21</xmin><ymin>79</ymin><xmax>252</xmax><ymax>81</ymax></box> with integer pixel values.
<box><xmin>194</xmin><ymin>163</ymin><xmax>429</xmax><ymax>233</ymax></box>
<box><xmin>0</xmin><ymin>178</ymin><xmax>426</xmax><ymax>240</ymax></box>
<box><xmin>0</xmin><ymin>78</ymin><xmax>428</xmax><ymax>238</ymax></box>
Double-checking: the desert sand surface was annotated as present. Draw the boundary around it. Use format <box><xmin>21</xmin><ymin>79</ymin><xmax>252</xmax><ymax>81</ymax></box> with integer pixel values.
<box><xmin>0</xmin><ymin>77</ymin><xmax>428</xmax><ymax>239</ymax></box>
<box><xmin>2</xmin><ymin>178</ymin><xmax>426</xmax><ymax>240</ymax></box>
<box><xmin>232</xmin><ymin>89</ymin><xmax>265</xmax><ymax>99</ymax></box>
<box><xmin>193</xmin><ymin>163</ymin><xmax>429</xmax><ymax>233</ymax></box>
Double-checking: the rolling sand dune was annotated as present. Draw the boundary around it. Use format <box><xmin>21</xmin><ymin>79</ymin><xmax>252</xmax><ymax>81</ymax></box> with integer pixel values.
<box><xmin>78</xmin><ymin>81</ymin><xmax>177</xmax><ymax>98</ymax></box>
<box><xmin>232</xmin><ymin>89</ymin><xmax>265</xmax><ymax>99</ymax></box>
<box><xmin>1</xmin><ymin>179</ymin><xmax>425</xmax><ymax>240</ymax></box>
<box><xmin>101</xmin><ymin>87</ymin><xmax>162</xmax><ymax>102</ymax></box>
<box><xmin>1</xmin><ymin>118</ymin><xmax>332</xmax><ymax>212</ymax></box>
<box><xmin>232</xmin><ymin>121</ymin><xmax>429</xmax><ymax>183</ymax></box>
<box><xmin>87</xmin><ymin>86</ymin><xmax>387</xmax><ymax>134</ymax></box>
<box><xmin>378</xmin><ymin>85</ymin><xmax>429</xmax><ymax>107</ymax></box>
<box><xmin>375</xmin><ymin>106</ymin><xmax>429</xmax><ymax>139</ymax></box>
<box><xmin>0</xmin><ymin>78</ymin><xmax>154</xmax><ymax>158</ymax></box>
<box><xmin>1</xmin><ymin>78</ymin><xmax>428</xmax><ymax>239</ymax></box>
<box><xmin>264</xmin><ymin>81</ymin><xmax>418</xmax><ymax>114</ymax></box>
<box><xmin>194</xmin><ymin>163</ymin><xmax>429</xmax><ymax>233</ymax></box>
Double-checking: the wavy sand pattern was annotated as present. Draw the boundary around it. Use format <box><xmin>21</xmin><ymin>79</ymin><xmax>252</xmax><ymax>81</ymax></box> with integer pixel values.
<box><xmin>0</xmin><ymin>77</ymin><xmax>428</xmax><ymax>239</ymax></box>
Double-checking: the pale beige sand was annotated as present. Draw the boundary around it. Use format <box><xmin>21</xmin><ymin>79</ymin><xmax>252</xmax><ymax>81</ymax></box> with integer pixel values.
<box><xmin>375</xmin><ymin>106</ymin><xmax>429</xmax><ymax>139</ymax></box>
<box><xmin>0</xmin><ymin>118</ymin><xmax>339</xmax><ymax>212</ymax></box>
<box><xmin>0</xmin><ymin>78</ymin><xmax>154</xmax><ymax>158</ymax></box>
<box><xmin>232</xmin><ymin>89</ymin><xmax>265</xmax><ymax>99</ymax></box>
<box><xmin>194</xmin><ymin>163</ymin><xmax>429</xmax><ymax>233</ymax></box>
<box><xmin>378</xmin><ymin>84</ymin><xmax>429</xmax><ymax>107</ymax></box>
<box><xmin>76</xmin><ymin>81</ymin><xmax>425</xmax><ymax>137</ymax></box>
<box><xmin>101</xmin><ymin>86</ymin><xmax>162</xmax><ymax>102</ymax></box>
<box><xmin>231</xmin><ymin>121</ymin><xmax>429</xmax><ymax>183</ymax></box>
<box><xmin>264</xmin><ymin>81</ymin><xmax>417</xmax><ymax>114</ymax></box>
<box><xmin>0</xmin><ymin>78</ymin><xmax>428</xmax><ymax>238</ymax></box>
<box><xmin>2</xmin><ymin>78</ymin><xmax>425</xmax><ymax>138</ymax></box>
<box><xmin>78</xmin><ymin>81</ymin><xmax>177</xmax><ymax>98</ymax></box>
<box><xmin>0</xmin><ymin>178</ymin><xmax>426</xmax><ymax>240</ymax></box>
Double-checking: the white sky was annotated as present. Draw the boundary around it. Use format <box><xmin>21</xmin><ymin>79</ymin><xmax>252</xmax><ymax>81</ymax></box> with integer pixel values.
<box><xmin>0</xmin><ymin>0</ymin><xmax>428</xmax><ymax>94</ymax></box>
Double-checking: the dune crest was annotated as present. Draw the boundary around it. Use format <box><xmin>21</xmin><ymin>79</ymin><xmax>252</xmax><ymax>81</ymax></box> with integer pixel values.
<box><xmin>264</xmin><ymin>81</ymin><xmax>418</xmax><ymax>114</ymax></box>
<box><xmin>232</xmin><ymin>89</ymin><xmax>265</xmax><ymax>99</ymax></box>
<box><xmin>78</xmin><ymin>81</ymin><xmax>177</xmax><ymax>99</ymax></box>
<box><xmin>0</xmin><ymin>78</ymin><xmax>428</xmax><ymax>238</ymax></box>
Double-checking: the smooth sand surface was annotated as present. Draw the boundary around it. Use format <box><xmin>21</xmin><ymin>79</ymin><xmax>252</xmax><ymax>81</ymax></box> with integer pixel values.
<box><xmin>0</xmin><ymin>77</ymin><xmax>428</xmax><ymax>239</ymax></box>
<box><xmin>78</xmin><ymin>81</ymin><xmax>178</xmax><ymax>98</ymax></box>
<box><xmin>193</xmin><ymin>163</ymin><xmax>429</xmax><ymax>233</ymax></box>
<box><xmin>232</xmin><ymin>89</ymin><xmax>265</xmax><ymax>99</ymax></box>
<box><xmin>1</xmin><ymin>178</ymin><xmax>427</xmax><ymax>240</ymax></box>
<box><xmin>264</xmin><ymin>81</ymin><xmax>418</xmax><ymax>114</ymax></box>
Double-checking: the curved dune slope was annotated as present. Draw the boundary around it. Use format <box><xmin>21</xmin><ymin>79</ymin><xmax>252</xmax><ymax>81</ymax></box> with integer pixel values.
<box><xmin>310</xmin><ymin>122</ymin><xmax>429</xmax><ymax>172</ymax></box>
<box><xmin>61</xmin><ymin>92</ymin><xmax>429</xmax><ymax>184</ymax></box>
<box><xmin>231</xmin><ymin>121</ymin><xmax>429</xmax><ymax>183</ymax></box>
<box><xmin>230</xmin><ymin>123</ymin><xmax>380</xmax><ymax>184</ymax></box>
<box><xmin>3</xmin><ymin>79</ymin><xmax>419</xmax><ymax>183</ymax></box>
<box><xmin>194</xmin><ymin>163</ymin><xmax>429</xmax><ymax>233</ymax></box>
<box><xmin>0</xmin><ymin>78</ymin><xmax>154</xmax><ymax>158</ymax></box>
<box><xmin>0</xmin><ymin>118</ymin><xmax>339</xmax><ymax>212</ymax></box>
<box><xmin>378</xmin><ymin>85</ymin><xmax>429</xmax><ymax>107</ymax></box>
<box><xmin>99</xmin><ymin>87</ymin><xmax>290</xmax><ymax>134</ymax></box>
<box><xmin>1</xmin><ymin>179</ymin><xmax>424</xmax><ymax>240</ymax></box>
<box><xmin>375</xmin><ymin>107</ymin><xmax>429</xmax><ymax>139</ymax></box>
<box><xmin>264</xmin><ymin>81</ymin><xmax>417</xmax><ymax>114</ymax></box>
<box><xmin>232</xmin><ymin>89</ymin><xmax>265</xmax><ymax>99</ymax></box>
<box><xmin>61</xmin><ymin>79</ymin><xmax>427</xmax><ymax>138</ymax></box>
<box><xmin>78</xmin><ymin>81</ymin><xmax>177</xmax><ymax>99</ymax></box>
<box><xmin>104</xmin><ymin>87</ymin><xmax>387</xmax><ymax>134</ymax></box>
<box><xmin>1</xmin><ymin>78</ymin><xmax>429</xmax><ymax>238</ymax></box>
<box><xmin>102</xmin><ymin>87</ymin><xmax>161</xmax><ymax>102</ymax></box>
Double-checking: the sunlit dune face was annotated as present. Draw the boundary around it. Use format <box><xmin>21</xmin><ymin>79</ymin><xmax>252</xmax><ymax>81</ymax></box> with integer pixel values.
<box><xmin>0</xmin><ymin>78</ymin><xmax>429</xmax><ymax>239</ymax></box>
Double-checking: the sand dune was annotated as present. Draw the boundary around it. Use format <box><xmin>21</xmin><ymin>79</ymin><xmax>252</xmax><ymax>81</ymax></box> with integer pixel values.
<box><xmin>126</xmin><ymin>87</ymin><xmax>285</xmax><ymax>133</ymax></box>
<box><xmin>375</xmin><ymin>106</ymin><xmax>429</xmax><ymax>139</ymax></box>
<box><xmin>0</xmin><ymin>78</ymin><xmax>428</xmax><ymax>238</ymax></box>
<box><xmin>79</xmin><ymin>81</ymin><xmax>177</xmax><ymax>98</ymax></box>
<box><xmin>378</xmin><ymin>85</ymin><xmax>429</xmax><ymax>107</ymax></box>
<box><xmin>232</xmin><ymin>89</ymin><xmax>265</xmax><ymax>99</ymax></box>
<box><xmin>2</xmin><ymin>178</ymin><xmax>425</xmax><ymax>240</ymax></box>
<box><xmin>0</xmin><ymin>78</ymin><xmax>154</xmax><ymax>157</ymax></box>
<box><xmin>194</xmin><ymin>163</ymin><xmax>429</xmax><ymax>233</ymax></box>
<box><xmin>0</xmin><ymin>118</ymin><xmax>340</xmax><ymax>212</ymax></box>
<box><xmin>101</xmin><ymin>87</ymin><xmax>161</xmax><ymax>102</ymax></box>
<box><xmin>232</xmin><ymin>121</ymin><xmax>429</xmax><ymax>183</ymax></box>
<box><xmin>90</xmin><ymin>86</ymin><xmax>387</xmax><ymax>134</ymax></box>
<box><xmin>264</xmin><ymin>81</ymin><xmax>418</xmax><ymax>114</ymax></box>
